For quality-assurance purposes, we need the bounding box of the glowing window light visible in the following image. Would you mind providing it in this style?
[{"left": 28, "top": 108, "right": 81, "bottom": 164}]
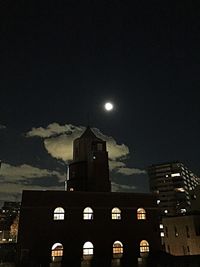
[
  {"left": 53, "top": 207, "right": 65, "bottom": 220},
  {"left": 171, "top": 173, "right": 181, "bottom": 177},
  {"left": 113, "top": 241, "right": 123, "bottom": 258},
  {"left": 83, "top": 207, "right": 93, "bottom": 220},
  {"left": 137, "top": 208, "right": 146, "bottom": 220},
  {"left": 112, "top": 207, "right": 121, "bottom": 220}
]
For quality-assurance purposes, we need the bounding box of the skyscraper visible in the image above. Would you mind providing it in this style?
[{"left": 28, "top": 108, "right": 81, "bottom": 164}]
[{"left": 148, "top": 162, "right": 199, "bottom": 216}]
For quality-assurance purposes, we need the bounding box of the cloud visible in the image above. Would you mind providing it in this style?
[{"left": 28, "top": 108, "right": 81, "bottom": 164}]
[
  {"left": 111, "top": 182, "right": 137, "bottom": 192},
  {"left": 0, "top": 163, "right": 65, "bottom": 183},
  {"left": 0, "top": 124, "right": 6, "bottom": 130},
  {"left": 117, "top": 167, "right": 146, "bottom": 175},
  {"left": 0, "top": 162, "right": 66, "bottom": 203},
  {"left": 26, "top": 123, "right": 145, "bottom": 176}
]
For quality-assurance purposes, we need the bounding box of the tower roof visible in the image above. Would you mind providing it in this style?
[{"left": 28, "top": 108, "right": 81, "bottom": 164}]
[{"left": 80, "top": 126, "right": 102, "bottom": 141}]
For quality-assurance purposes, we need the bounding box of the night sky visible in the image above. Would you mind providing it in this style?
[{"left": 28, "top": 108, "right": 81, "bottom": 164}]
[{"left": 0, "top": 1, "right": 200, "bottom": 203}]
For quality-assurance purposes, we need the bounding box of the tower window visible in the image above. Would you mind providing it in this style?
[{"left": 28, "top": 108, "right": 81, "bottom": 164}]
[
  {"left": 83, "top": 241, "right": 94, "bottom": 260},
  {"left": 140, "top": 240, "right": 149, "bottom": 257},
  {"left": 112, "top": 207, "right": 121, "bottom": 220},
  {"left": 113, "top": 241, "right": 123, "bottom": 258},
  {"left": 53, "top": 207, "right": 65, "bottom": 220},
  {"left": 137, "top": 208, "right": 146, "bottom": 220},
  {"left": 97, "top": 143, "right": 103, "bottom": 151},
  {"left": 83, "top": 207, "right": 93, "bottom": 220},
  {"left": 51, "top": 243, "right": 63, "bottom": 262}
]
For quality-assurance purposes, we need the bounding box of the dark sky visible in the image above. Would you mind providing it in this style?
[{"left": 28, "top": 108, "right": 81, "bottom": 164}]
[{"left": 0, "top": 1, "right": 200, "bottom": 203}]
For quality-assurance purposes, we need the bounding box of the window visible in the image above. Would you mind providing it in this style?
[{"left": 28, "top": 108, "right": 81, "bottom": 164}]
[
  {"left": 140, "top": 240, "right": 149, "bottom": 257},
  {"left": 165, "top": 226, "right": 168, "bottom": 238},
  {"left": 113, "top": 241, "right": 123, "bottom": 258},
  {"left": 186, "top": 226, "right": 190, "bottom": 238},
  {"left": 112, "top": 207, "right": 121, "bottom": 220},
  {"left": 83, "top": 242, "right": 94, "bottom": 260},
  {"left": 174, "top": 226, "right": 178, "bottom": 237},
  {"left": 137, "top": 208, "right": 146, "bottom": 220},
  {"left": 83, "top": 207, "right": 93, "bottom": 220},
  {"left": 97, "top": 143, "right": 103, "bottom": 151},
  {"left": 53, "top": 207, "right": 65, "bottom": 220},
  {"left": 51, "top": 243, "right": 63, "bottom": 262}
]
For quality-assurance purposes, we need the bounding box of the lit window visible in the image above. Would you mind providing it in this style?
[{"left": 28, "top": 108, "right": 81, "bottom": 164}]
[
  {"left": 175, "top": 188, "right": 185, "bottom": 192},
  {"left": 112, "top": 207, "right": 121, "bottom": 220},
  {"left": 157, "top": 199, "right": 160, "bottom": 205},
  {"left": 83, "top": 242, "right": 94, "bottom": 260},
  {"left": 171, "top": 173, "right": 181, "bottom": 177},
  {"left": 137, "top": 208, "right": 146, "bottom": 220},
  {"left": 160, "top": 232, "right": 165, "bottom": 237},
  {"left": 51, "top": 243, "right": 63, "bottom": 262},
  {"left": 159, "top": 224, "right": 164, "bottom": 229},
  {"left": 113, "top": 241, "right": 123, "bottom": 258},
  {"left": 70, "top": 188, "right": 74, "bottom": 191},
  {"left": 140, "top": 240, "right": 149, "bottom": 257},
  {"left": 83, "top": 207, "right": 93, "bottom": 220},
  {"left": 53, "top": 207, "right": 65, "bottom": 220},
  {"left": 164, "top": 209, "right": 168, "bottom": 214}
]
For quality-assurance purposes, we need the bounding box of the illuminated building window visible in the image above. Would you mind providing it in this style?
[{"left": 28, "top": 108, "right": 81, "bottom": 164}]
[
  {"left": 53, "top": 207, "right": 65, "bottom": 220},
  {"left": 164, "top": 209, "right": 168, "bottom": 214},
  {"left": 112, "top": 207, "right": 121, "bottom": 220},
  {"left": 160, "top": 232, "right": 165, "bottom": 237},
  {"left": 69, "top": 188, "right": 74, "bottom": 191},
  {"left": 137, "top": 208, "right": 146, "bottom": 220},
  {"left": 51, "top": 243, "right": 63, "bottom": 262},
  {"left": 174, "top": 226, "right": 178, "bottom": 237},
  {"left": 157, "top": 199, "right": 160, "bottom": 205},
  {"left": 83, "top": 207, "right": 93, "bottom": 220},
  {"left": 159, "top": 224, "right": 164, "bottom": 229},
  {"left": 113, "top": 241, "right": 123, "bottom": 258},
  {"left": 171, "top": 173, "right": 181, "bottom": 177},
  {"left": 83, "top": 241, "right": 94, "bottom": 260},
  {"left": 140, "top": 240, "right": 149, "bottom": 257}
]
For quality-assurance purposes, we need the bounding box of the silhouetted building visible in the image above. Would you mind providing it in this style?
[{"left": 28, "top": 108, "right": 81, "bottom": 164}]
[
  {"left": 17, "top": 127, "right": 161, "bottom": 267},
  {"left": 148, "top": 162, "right": 199, "bottom": 216}
]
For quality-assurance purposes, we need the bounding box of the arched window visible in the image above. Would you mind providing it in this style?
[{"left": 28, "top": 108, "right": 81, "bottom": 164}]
[
  {"left": 83, "top": 207, "right": 93, "bottom": 220},
  {"left": 51, "top": 243, "right": 63, "bottom": 262},
  {"left": 140, "top": 240, "right": 149, "bottom": 257},
  {"left": 113, "top": 241, "right": 123, "bottom": 258},
  {"left": 112, "top": 207, "right": 121, "bottom": 220},
  {"left": 137, "top": 208, "right": 146, "bottom": 220},
  {"left": 83, "top": 241, "right": 94, "bottom": 260},
  {"left": 54, "top": 207, "right": 65, "bottom": 220}
]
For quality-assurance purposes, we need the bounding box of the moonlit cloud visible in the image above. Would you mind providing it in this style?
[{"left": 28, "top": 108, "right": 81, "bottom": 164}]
[
  {"left": 26, "top": 123, "right": 145, "bottom": 176},
  {"left": 0, "top": 162, "right": 65, "bottom": 202},
  {"left": 0, "top": 163, "right": 65, "bottom": 182},
  {"left": 117, "top": 167, "right": 146, "bottom": 175},
  {"left": 111, "top": 182, "right": 137, "bottom": 192}
]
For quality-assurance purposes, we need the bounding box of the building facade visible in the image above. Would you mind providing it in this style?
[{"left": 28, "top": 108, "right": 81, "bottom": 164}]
[
  {"left": 17, "top": 127, "right": 161, "bottom": 267},
  {"left": 148, "top": 162, "right": 199, "bottom": 216},
  {"left": 162, "top": 214, "right": 200, "bottom": 256}
]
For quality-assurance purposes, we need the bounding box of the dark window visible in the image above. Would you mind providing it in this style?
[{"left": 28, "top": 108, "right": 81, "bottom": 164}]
[{"left": 186, "top": 226, "right": 190, "bottom": 238}]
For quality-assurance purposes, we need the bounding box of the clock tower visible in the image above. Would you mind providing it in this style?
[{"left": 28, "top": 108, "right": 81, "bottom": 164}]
[{"left": 68, "top": 126, "right": 111, "bottom": 192}]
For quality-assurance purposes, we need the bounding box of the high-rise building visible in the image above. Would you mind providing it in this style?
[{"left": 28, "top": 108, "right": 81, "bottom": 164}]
[
  {"left": 17, "top": 127, "right": 161, "bottom": 267},
  {"left": 148, "top": 162, "right": 199, "bottom": 216}
]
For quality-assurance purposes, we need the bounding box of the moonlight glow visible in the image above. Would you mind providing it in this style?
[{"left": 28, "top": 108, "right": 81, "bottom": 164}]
[{"left": 104, "top": 102, "right": 114, "bottom": 111}]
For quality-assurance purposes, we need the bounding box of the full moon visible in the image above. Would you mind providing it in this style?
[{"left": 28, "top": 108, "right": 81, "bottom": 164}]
[{"left": 104, "top": 102, "right": 114, "bottom": 111}]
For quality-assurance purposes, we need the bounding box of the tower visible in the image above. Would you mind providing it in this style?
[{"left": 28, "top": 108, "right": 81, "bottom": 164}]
[{"left": 68, "top": 126, "right": 111, "bottom": 192}]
